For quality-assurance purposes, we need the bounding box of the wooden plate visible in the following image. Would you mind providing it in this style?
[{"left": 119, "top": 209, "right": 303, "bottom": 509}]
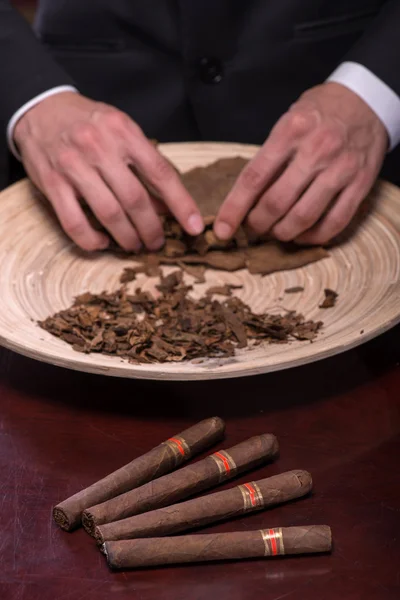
[{"left": 0, "top": 142, "right": 399, "bottom": 380}]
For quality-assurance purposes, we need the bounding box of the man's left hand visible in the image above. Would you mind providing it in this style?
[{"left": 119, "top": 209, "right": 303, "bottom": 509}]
[{"left": 214, "top": 82, "right": 388, "bottom": 245}]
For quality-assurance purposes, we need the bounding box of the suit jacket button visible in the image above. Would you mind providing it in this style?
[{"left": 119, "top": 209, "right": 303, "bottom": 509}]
[{"left": 198, "top": 57, "right": 223, "bottom": 84}]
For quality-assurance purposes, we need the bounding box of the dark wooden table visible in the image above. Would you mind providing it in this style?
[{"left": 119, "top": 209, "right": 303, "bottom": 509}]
[{"left": 1, "top": 326, "right": 399, "bottom": 600}]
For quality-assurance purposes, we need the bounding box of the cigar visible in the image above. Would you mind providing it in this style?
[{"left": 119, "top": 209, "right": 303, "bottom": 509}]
[
  {"left": 83, "top": 434, "right": 278, "bottom": 535},
  {"left": 95, "top": 469, "right": 311, "bottom": 546},
  {"left": 103, "top": 525, "right": 332, "bottom": 569},
  {"left": 53, "top": 416, "right": 225, "bottom": 531}
]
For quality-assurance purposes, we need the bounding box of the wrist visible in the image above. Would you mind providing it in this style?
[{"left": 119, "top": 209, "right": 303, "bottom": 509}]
[{"left": 11, "top": 88, "right": 79, "bottom": 155}]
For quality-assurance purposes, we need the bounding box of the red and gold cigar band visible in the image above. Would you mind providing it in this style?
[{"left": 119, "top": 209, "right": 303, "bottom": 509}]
[
  {"left": 260, "top": 528, "right": 285, "bottom": 556},
  {"left": 238, "top": 482, "right": 264, "bottom": 512},
  {"left": 209, "top": 450, "right": 237, "bottom": 481},
  {"left": 163, "top": 436, "right": 191, "bottom": 465}
]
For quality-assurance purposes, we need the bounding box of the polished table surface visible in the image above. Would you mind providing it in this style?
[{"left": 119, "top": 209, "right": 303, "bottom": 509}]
[{"left": 0, "top": 325, "right": 399, "bottom": 600}]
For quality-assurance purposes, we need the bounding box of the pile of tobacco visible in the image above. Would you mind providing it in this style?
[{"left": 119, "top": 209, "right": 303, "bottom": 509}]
[{"left": 40, "top": 270, "right": 323, "bottom": 364}]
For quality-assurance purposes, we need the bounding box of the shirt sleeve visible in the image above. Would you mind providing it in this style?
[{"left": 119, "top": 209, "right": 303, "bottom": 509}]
[
  {"left": 327, "top": 61, "right": 400, "bottom": 151},
  {"left": 7, "top": 86, "right": 79, "bottom": 159}
]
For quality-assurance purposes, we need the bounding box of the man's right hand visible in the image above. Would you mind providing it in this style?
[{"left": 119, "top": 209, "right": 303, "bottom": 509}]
[{"left": 14, "top": 92, "right": 204, "bottom": 252}]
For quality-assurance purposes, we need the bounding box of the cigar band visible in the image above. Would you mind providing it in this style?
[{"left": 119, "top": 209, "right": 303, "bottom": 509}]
[
  {"left": 260, "top": 528, "right": 285, "bottom": 556},
  {"left": 163, "top": 436, "right": 191, "bottom": 465},
  {"left": 238, "top": 482, "right": 264, "bottom": 512},
  {"left": 210, "top": 450, "right": 237, "bottom": 481}
]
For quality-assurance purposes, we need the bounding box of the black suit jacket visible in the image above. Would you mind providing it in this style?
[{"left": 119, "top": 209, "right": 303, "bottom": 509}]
[{"left": 1, "top": 0, "right": 400, "bottom": 188}]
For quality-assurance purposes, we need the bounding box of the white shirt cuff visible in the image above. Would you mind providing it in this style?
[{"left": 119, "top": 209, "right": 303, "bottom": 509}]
[
  {"left": 7, "top": 85, "right": 79, "bottom": 160},
  {"left": 327, "top": 61, "right": 400, "bottom": 151}
]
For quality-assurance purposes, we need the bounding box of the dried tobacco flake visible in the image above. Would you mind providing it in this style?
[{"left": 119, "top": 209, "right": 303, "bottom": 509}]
[
  {"left": 205, "top": 284, "right": 243, "bottom": 297},
  {"left": 319, "top": 288, "right": 338, "bottom": 309},
  {"left": 39, "top": 270, "right": 323, "bottom": 364},
  {"left": 284, "top": 286, "right": 304, "bottom": 294}
]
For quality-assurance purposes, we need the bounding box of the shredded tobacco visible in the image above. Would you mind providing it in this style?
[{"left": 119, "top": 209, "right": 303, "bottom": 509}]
[{"left": 39, "top": 270, "right": 323, "bottom": 364}]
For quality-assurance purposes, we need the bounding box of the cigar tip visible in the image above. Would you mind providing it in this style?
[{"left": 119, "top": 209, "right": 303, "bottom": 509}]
[
  {"left": 293, "top": 470, "right": 313, "bottom": 491},
  {"left": 53, "top": 507, "right": 71, "bottom": 531},
  {"left": 102, "top": 542, "right": 119, "bottom": 570},
  {"left": 82, "top": 510, "right": 96, "bottom": 536},
  {"left": 210, "top": 416, "right": 226, "bottom": 433},
  {"left": 102, "top": 543, "right": 109, "bottom": 559},
  {"left": 259, "top": 433, "right": 279, "bottom": 457},
  {"left": 317, "top": 525, "right": 333, "bottom": 552},
  {"left": 94, "top": 526, "right": 105, "bottom": 547}
]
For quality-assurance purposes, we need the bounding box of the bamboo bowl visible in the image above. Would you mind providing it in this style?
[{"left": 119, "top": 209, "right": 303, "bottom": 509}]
[{"left": 0, "top": 142, "right": 399, "bottom": 380}]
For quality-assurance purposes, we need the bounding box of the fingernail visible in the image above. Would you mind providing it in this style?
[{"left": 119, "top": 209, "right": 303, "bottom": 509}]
[
  {"left": 188, "top": 213, "right": 204, "bottom": 235},
  {"left": 148, "top": 236, "right": 165, "bottom": 251},
  {"left": 214, "top": 221, "right": 232, "bottom": 240},
  {"left": 98, "top": 238, "right": 110, "bottom": 250}
]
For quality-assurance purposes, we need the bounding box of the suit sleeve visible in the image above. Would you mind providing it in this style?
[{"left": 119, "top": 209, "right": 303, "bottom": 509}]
[
  {"left": 0, "top": 1, "right": 75, "bottom": 128},
  {"left": 344, "top": 0, "right": 400, "bottom": 97}
]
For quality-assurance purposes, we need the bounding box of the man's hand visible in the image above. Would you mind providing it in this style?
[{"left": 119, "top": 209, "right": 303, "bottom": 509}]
[
  {"left": 14, "top": 92, "right": 204, "bottom": 252},
  {"left": 214, "top": 82, "right": 388, "bottom": 245}
]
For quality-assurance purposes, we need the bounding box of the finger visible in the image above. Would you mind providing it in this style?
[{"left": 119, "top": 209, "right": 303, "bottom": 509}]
[
  {"left": 101, "top": 162, "right": 165, "bottom": 251},
  {"left": 245, "top": 157, "right": 316, "bottom": 236},
  {"left": 272, "top": 152, "right": 360, "bottom": 241},
  {"left": 213, "top": 110, "right": 314, "bottom": 240},
  {"left": 21, "top": 154, "right": 109, "bottom": 252},
  {"left": 295, "top": 170, "right": 374, "bottom": 245},
  {"left": 58, "top": 150, "right": 141, "bottom": 252},
  {"left": 213, "top": 147, "right": 290, "bottom": 240},
  {"left": 44, "top": 175, "right": 110, "bottom": 251},
  {"left": 126, "top": 130, "right": 204, "bottom": 236}
]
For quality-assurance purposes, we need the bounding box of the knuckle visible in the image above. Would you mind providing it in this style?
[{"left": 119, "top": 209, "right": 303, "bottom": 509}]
[
  {"left": 263, "top": 193, "right": 285, "bottom": 218},
  {"left": 291, "top": 206, "right": 314, "bottom": 229},
  {"left": 100, "top": 109, "right": 127, "bottom": 131},
  {"left": 63, "top": 217, "right": 86, "bottom": 238},
  {"left": 97, "top": 204, "right": 124, "bottom": 225},
  {"left": 341, "top": 151, "right": 360, "bottom": 174},
  {"left": 56, "top": 149, "right": 79, "bottom": 171},
  {"left": 123, "top": 191, "right": 147, "bottom": 212},
  {"left": 355, "top": 168, "right": 372, "bottom": 192},
  {"left": 71, "top": 123, "right": 98, "bottom": 149},
  {"left": 286, "top": 111, "right": 312, "bottom": 136},
  {"left": 318, "top": 176, "right": 340, "bottom": 195},
  {"left": 151, "top": 155, "right": 174, "bottom": 182},
  {"left": 241, "top": 165, "right": 264, "bottom": 191},
  {"left": 304, "top": 129, "right": 344, "bottom": 164},
  {"left": 319, "top": 126, "right": 344, "bottom": 154},
  {"left": 42, "top": 170, "right": 61, "bottom": 191}
]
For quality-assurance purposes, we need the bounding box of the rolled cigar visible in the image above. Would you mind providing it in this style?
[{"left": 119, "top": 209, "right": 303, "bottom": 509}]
[
  {"left": 103, "top": 525, "right": 332, "bottom": 569},
  {"left": 83, "top": 433, "right": 278, "bottom": 535},
  {"left": 95, "top": 469, "right": 311, "bottom": 546},
  {"left": 53, "top": 416, "right": 225, "bottom": 531}
]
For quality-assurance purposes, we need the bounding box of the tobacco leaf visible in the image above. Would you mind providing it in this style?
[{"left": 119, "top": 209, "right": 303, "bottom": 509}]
[
  {"left": 245, "top": 243, "right": 328, "bottom": 276},
  {"left": 77, "top": 156, "right": 328, "bottom": 277},
  {"left": 40, "top": 269, "right": 324, "bottom": 364}
]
